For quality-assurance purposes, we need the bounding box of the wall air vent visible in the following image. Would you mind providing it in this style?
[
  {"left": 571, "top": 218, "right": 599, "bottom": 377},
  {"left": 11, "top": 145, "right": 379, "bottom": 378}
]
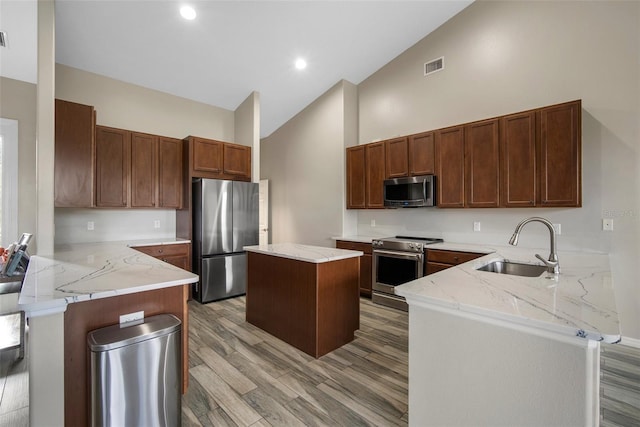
[
  {"left": 0, "top": 31, "right": 7, "bottom": 48},
  {"left": 424, "top": 56, "right": 444, "bottom": 76}
]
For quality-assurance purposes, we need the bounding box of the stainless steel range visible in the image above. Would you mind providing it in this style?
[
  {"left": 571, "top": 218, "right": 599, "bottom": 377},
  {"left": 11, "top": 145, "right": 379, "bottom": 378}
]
[{"left": 372, "top": 236, "right": 443, "bottom": 311}]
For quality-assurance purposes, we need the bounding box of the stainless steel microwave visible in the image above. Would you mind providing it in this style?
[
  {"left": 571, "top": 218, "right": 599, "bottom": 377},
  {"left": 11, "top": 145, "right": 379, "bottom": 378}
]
[{"left": 383, "top": 175, "right": 436, "bottom": 207}]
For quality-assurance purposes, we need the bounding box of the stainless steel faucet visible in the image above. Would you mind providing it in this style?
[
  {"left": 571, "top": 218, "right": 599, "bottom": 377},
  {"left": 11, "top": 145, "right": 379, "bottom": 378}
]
[{"left": 509, "top": 217, "right": 560, "bottom": 275}]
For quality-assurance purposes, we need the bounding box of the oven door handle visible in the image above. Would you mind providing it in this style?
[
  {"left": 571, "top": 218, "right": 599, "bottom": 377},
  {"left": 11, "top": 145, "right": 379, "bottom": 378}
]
[{"left": 373, "top": 250, "right": 423, "bottom": 261}]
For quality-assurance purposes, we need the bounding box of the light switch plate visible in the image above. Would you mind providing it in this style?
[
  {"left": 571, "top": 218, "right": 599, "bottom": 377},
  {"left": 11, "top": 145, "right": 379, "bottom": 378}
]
[
  {"left": 87, "top": 221, "right": 94, "bottom": 231},
  {"left": 473, "top": 221, "right": 481, "bottom": 232},
  {"left": 371, "top": 219, "right": 376, "bottom": 227},
  {"left": 603, "top": 218, "right": 614, "bottom": 231},
  {"left": 154, "top": 220, "right": 161, "bottom": 229}
]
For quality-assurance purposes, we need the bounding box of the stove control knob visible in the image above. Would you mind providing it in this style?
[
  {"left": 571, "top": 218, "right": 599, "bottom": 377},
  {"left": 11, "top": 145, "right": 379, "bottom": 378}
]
[{"left": 408, "top": 243, "right": 414, "bottom": 249}]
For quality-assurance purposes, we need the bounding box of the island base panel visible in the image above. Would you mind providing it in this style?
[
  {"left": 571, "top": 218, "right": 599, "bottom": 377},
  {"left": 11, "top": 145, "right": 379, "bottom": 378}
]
[
  {"left": 63, "top": 284, "right": 189, "bottom": 427},
  {"left": 408, "top": 306, "right": 598, "bottom": 426},
  {"left": 246, "top": 252, "right": 359, "bottom": 358}
]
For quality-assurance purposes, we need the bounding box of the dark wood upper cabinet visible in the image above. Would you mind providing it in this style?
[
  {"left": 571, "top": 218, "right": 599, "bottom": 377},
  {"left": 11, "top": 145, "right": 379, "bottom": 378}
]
[
  {"left": 500, "top": 111, "right": 536, "bottom": 207},
  {"left": 385, "top": 137, "right": 409, "bottom": 179},
  {"left": 344, "top": 100, "right": 581, "bottom": 210},
  {"left": 435, "top": 126, "right": 465, "bottom": 208},
  {"left": 365, "top": 141, "right": 386, "bottom": 208},
  {"left": 465, "top": 119, "right": 500, "bottom": 208},
  {"left": 223, "top": 142, "right": 251, "bottom": 179},
  {"left": 346, "top": 146, "right": 366, "bottom": 209},
  {"left": 186, "top": 136, "right": 251, "bottom": 182},
  {"left": 192, "top": 137, "right": 223, "bottom": 177},
  {"left": 54, "top": 99, "right": 96, "bottom": 208},
  {"left": 538, "top": 100, "right": 581, "bottom": 207},
  {"left": 158, "top": 137, "right": 183, "bottom": 209},
  {"left": 95, "top": 126, "right": 130, "bottom": 208},
  {"left": 130, "top": 132, "right": 157, "bottom": 208},
  {"left": 408, "top": 131, "right": 435, "bottom": 176}
]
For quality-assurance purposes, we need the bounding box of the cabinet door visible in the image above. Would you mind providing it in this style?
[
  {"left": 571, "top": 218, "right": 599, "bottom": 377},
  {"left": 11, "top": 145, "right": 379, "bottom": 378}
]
[
  {"left": 223, "top": 142, "right": 251, "bottom": 180},
  {"left": 385, "top": 137, "right": 409, "bottom": 179},
  {"left": 465, "top": 119, "right": 500, "bottom": 208},
  {"left": 365, "top": 142, "right": 386, "bottom": 208},
  {"left": 408, "top": 131, "right": 435, "bottom": 176},
  {"left": 95, "top": 126, "right": 130, "bottom": 207},
  {"left": 435, "top": 126, "right": 464, "bottom": 208},
  {"left": 130, "top": 132, "right": 157, "bottom": 208},
  {"left": 54, "top": 99, "right": 95, "bottom": 207},
  {"left": 192, "top": 137, "right": 223, "bottom": 177},
  {"left": 500, "top": 112, "right": 536, "bottom": 207},
  {"left": 346, "top": 146, "right": 366, "bottom": 209},
  {"left": 158, "top": 137, "right": 183, "bottom": 208},
  {"left": 538, "top": 101, "right": 581, "bottom": 207}
]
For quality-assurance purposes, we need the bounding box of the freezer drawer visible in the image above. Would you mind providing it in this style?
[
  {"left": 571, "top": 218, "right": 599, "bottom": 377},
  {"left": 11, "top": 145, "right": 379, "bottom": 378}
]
[{"left": 198, "top": 253, "right": 247, "bottom": 303}]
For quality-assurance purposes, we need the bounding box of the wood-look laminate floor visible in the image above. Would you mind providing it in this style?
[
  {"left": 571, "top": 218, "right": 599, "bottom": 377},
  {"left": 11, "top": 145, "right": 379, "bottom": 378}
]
[{"left": 182, "top": 296, "right": 409, "bottom": 427}]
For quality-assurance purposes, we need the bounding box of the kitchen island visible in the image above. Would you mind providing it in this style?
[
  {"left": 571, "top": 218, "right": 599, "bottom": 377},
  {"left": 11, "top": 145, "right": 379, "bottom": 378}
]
[
  {"left": 395, "top": 243, "right": 619, "bottom": 426},
  {"left": 244, "top": 243, "right": 362, "bottom": 358},
  {"left": 18, "top": 240, "right": 198, "bottom": 427}
]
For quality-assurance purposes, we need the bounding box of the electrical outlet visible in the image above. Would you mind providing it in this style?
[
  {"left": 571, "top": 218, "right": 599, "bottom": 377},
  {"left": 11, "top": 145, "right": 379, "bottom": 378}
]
[
  {"left": 371, "top": 219, "right": 376, "bottom": 227},
  {"left": 87, "top": 221, "right": 94, "bottom": 231},
  {"left": 603, "top": 218, "right": 614, "bottom": 231},
  {"left": 553, "top": 223, "right": 561, "bottom": 235},
  {"left": 154, "top": 220, "right": 161, "bottom": 229},
  {"left": 120, "top": 311, "right": 144, "bottom": 324},
  {"left": 473, "top": 221, "right": 481, "bottom": 232}
]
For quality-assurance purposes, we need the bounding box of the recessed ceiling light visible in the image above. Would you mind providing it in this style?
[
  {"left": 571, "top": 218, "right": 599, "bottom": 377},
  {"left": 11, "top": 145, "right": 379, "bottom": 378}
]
[
  {"left": 295, "top": 58, "right": 307, "bottom": 70},
  {"left": 180, "top": 5, "right": 196, "bottom": 20}
]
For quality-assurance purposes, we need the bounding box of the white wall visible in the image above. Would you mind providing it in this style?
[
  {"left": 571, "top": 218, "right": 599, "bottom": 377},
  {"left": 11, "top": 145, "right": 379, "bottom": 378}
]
[
  {"left": 234, "top": 91, "right": 261, "bottom": 183},
  {"left": 54, "top": 64, "right": 237, "bottom": 244},
  {"left": 356, "top": 1, "right": 640, "bottom": 339},
  {"left": 261, "top": 80, "right": 357, "bottom": 247},
  {"left": 0, "top": 77, "right": 37, "bottom": 252}
]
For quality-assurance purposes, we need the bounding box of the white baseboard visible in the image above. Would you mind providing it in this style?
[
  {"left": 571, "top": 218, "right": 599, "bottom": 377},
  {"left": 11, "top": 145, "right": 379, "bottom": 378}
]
[{"left": 621, "top": 336, "right": 640, "bottom": 349}]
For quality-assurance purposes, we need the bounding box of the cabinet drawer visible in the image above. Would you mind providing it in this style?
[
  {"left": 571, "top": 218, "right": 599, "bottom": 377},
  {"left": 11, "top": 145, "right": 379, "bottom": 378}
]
[
  {"left": 336, "top": 240, "right": 372, "bottom": 254},
  {"left": 426, "top": 262, "right": 452, "bottom": 275},
  {"left": 427, "top": 249, "right": 483, "bottom": 265},
  {"left": 135, "top": 243, "right": 189, "bottom": 258}
]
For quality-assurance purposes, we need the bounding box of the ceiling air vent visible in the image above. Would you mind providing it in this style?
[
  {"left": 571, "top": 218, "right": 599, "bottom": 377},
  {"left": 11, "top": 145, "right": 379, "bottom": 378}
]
[
  {"left": 0, "top": 31, "right": 7, "bottom": 48},
  {"left": 424, "top": 56, "right": 444, "bottom": 76}
]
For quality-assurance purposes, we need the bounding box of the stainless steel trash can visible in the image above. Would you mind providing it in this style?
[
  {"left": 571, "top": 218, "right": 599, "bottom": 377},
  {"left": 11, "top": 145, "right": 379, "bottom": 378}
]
[{"left": 88, "top": 314, "right": 182, "bottom": 427}]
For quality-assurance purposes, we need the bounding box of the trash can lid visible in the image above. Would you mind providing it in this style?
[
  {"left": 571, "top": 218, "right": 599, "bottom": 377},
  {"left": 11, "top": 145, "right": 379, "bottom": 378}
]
[{"left": 87, "top": 314, "right": 181, "bottom": 352}]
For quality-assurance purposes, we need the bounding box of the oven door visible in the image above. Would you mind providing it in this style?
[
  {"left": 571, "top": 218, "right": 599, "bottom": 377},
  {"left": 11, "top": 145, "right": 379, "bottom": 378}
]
[{"left": 372, "top": 249, "right": 424, "bottom": 310}]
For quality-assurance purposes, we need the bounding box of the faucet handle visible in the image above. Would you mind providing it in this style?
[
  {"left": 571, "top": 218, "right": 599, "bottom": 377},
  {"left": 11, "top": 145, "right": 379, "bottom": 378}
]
[{"left": 535, "top": 254, "right": 560, "bottom": 275}]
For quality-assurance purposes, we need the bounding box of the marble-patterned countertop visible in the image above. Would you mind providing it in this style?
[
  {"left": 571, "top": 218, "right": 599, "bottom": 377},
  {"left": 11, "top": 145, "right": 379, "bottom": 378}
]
[
  {"left": 244, "top": 243, "right": 363, "bottom": 263},
  {"left": 395, "top": 244, "right": 620, "bottom": 343},
  {"left": 18, "top": 241, "right": 198, "bottom": 318},
  {"left": 332, "top": 235, "right": 381, "bottom": 244},
  {"left": 127, "top": 238, "right": 191, "bottom": 247}
]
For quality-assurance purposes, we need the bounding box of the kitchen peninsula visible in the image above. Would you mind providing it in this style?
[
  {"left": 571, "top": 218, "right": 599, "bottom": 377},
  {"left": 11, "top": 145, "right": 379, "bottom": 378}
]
[
  {"left": 394, "top": 243, "right": 619, "bottom": 426},
  {"left": 244, "top": 243, "right": 362, "bottom": 358},
  {"left": 18, "top": 241, "right": 198, "bottom": 427}
]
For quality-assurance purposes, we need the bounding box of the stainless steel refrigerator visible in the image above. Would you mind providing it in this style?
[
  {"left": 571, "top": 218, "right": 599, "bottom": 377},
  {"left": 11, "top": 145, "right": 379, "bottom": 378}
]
[{"left": 192, "top": 178, "right": 258, "bottom": 303}]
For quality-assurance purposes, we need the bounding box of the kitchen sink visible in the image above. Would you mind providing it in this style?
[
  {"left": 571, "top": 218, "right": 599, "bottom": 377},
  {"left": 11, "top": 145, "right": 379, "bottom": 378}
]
[{"left": 476, "top": 260, "right": 547, "bottom": 277}]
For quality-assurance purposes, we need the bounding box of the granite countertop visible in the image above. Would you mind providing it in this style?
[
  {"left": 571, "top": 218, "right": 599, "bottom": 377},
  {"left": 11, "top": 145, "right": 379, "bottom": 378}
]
[
  {"left": 18, "top": 241, "right": 198, "bottom": 318},
  {"left": 244, "top": 243, "right": 363, "bottom": 263},
  {"left": 395, "top": 244, "right": 620, "bottom": 343}
]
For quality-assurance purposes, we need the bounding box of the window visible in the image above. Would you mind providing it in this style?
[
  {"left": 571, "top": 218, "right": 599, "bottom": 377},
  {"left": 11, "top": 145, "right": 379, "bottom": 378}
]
[{"left": 0, "top": 118, "right": 18, "bottom": 247}]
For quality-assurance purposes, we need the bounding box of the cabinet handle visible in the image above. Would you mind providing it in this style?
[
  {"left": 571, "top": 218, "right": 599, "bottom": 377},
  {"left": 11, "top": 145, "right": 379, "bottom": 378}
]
[{"left": 158, "top": 249, "right": 163, "bottom": 253}]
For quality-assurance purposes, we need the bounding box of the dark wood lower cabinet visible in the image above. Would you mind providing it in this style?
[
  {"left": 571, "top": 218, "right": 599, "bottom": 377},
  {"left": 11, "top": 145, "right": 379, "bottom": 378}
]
[
  {"left": 246, "top": 252, "right": 360, "bottom": 358},
  {"left": 426, "top": 249, "right": 484, "bottom": 275},
  {"left": 134, "top": 243, "right": 191, "bottom": 271},
  {"left": 336, "top": 240, "right": 372, "bottom": 297},
  {"left": 63, "top": 285, "right": 189, "bottom": 427}
]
